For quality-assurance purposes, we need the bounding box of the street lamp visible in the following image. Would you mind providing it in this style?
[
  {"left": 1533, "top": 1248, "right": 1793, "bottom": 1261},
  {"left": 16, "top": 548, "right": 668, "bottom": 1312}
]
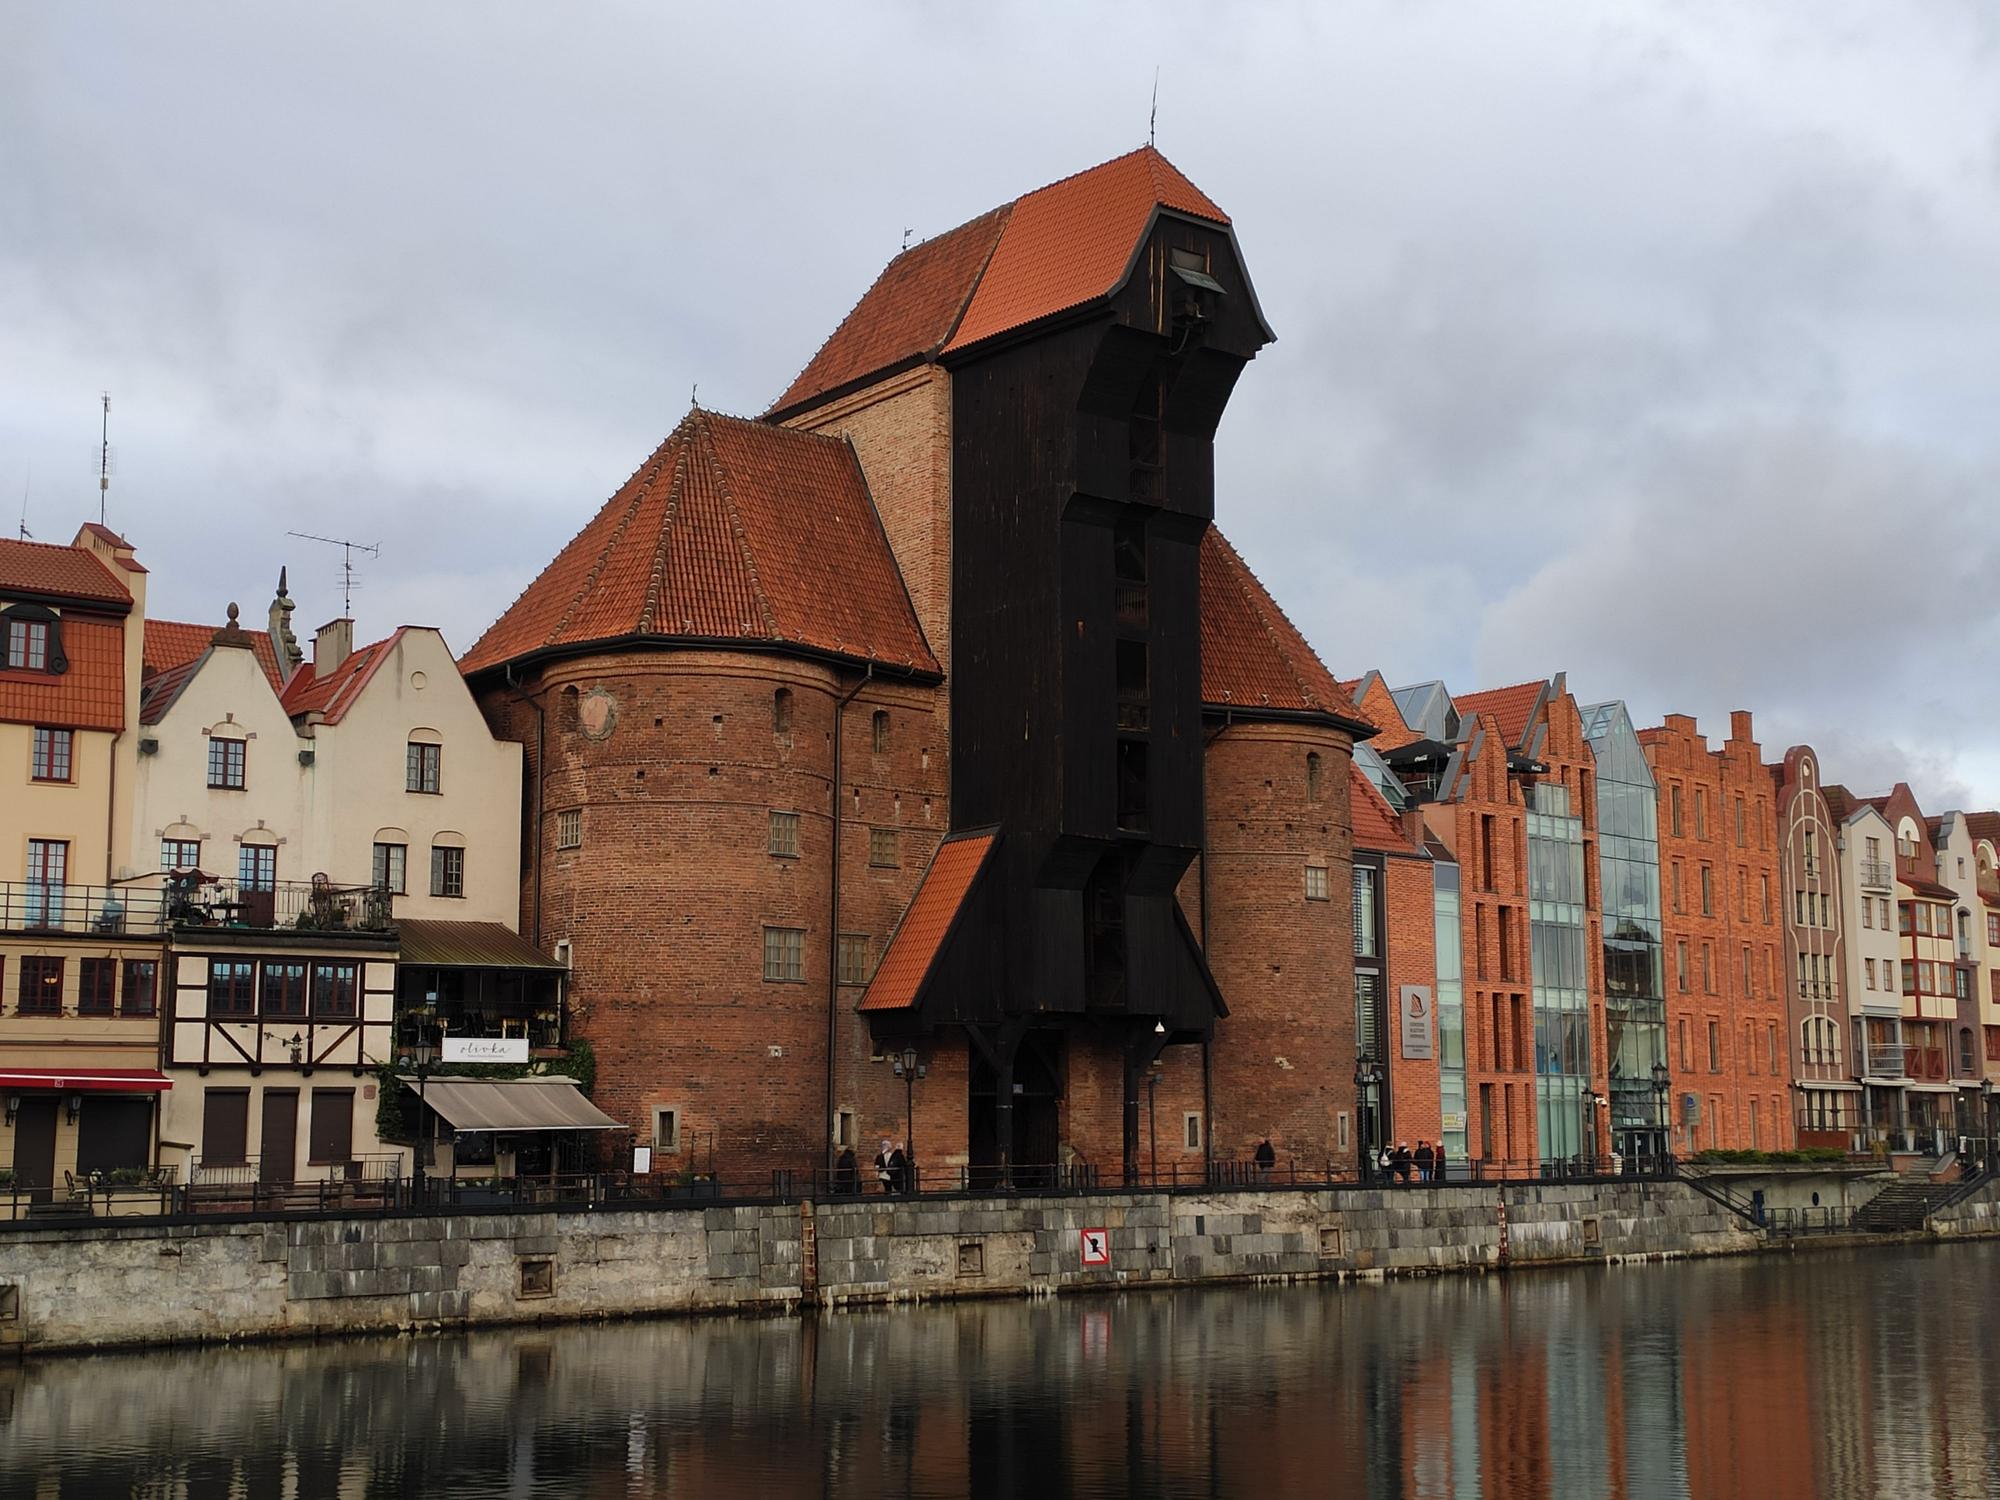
[
  {"left": 1582, "top": 1088, "right": 1604, "bottom": 1174},
  {"left": 1353, "top": 1055, "right": 1384, "bottom": 1180},
  {"left": 891, "top": 1046, "right": 926, "bottom": 1192},
  {"left": 397, "top": 1001, "right": 440, "bottom": 1198},
  {"left": 1650, "top": 1061, "right": 1672, "bottom": 1166}
]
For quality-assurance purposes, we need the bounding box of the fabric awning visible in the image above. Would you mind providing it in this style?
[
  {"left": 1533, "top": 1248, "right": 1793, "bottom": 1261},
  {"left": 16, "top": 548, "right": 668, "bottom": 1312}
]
[
  {"left": 0, "top": 1068, "right": 172, "bottom": 1093},
  {"left": 397, "top": 1076, "right": 619, "bottom": 1132}
]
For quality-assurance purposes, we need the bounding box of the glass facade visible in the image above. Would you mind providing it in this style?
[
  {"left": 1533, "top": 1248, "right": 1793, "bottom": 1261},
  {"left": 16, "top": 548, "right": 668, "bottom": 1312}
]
[
  {"left": 1581, "top": 701, "right": 1669, "bottom": 1157},
  {"left": 1528, "top": 780, "right": 1591, "bottom": 1158},
  {"left": 1435, "top": 862, "right": 1466, "bottom": 1158}
]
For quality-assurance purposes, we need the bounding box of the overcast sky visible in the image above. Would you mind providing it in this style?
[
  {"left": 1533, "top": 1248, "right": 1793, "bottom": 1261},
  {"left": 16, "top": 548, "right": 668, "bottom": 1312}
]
[{"left": 6, "top": 3, "right": 1998, "bottom": 807}]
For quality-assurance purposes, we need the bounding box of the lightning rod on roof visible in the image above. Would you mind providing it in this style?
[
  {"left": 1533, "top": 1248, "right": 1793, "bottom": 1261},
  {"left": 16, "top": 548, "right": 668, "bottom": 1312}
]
[
  {"left": 902, "top": 227, "right": 913, "bottom": 251},
  {"left": 17, "top": 466, "right": 30, "bottom": 541},
  {"left": 1149, "top": 67, "right": 1159, "bottom": 147},
  {"left": 97, "top": 392, "right": 112, "bottom": 527},
  {"left": 286, "top": 531, "right": 381, "bottom": 617}
]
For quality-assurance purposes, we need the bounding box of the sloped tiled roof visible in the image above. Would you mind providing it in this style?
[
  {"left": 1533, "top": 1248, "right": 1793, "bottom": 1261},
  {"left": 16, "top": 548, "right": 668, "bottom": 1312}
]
[
  {"left": 1350, "top": 762, "right": 1416, "bottom": 855},
  {"left": 770, "top": 147, "right": 1230, "bottom": 416},
  {"left": 1453, "top": 679, "right": 1546, "bottom": 748},
  {"left": 858, "top": 832, "right": 997, "bottom": 1013},
  {"left": 144, "top": 618, "right": 285, "bottom": 689},
  {"left": 1963, "top": 811, "right": 2000, "bottom": 850},
  {"left": 1198, "top": 529, "right": 1368, "bottom": 728},
  {"left": 0, "top": 535, "right": 131, "bottom": 607},
  {"left": 282, "top": 630, "right": 404, "bottom": 724},
  {"left": 460, "top": 409, "right": 937, "bottom": 679},
  {"left": 0, "top": 614, "right": 127, "bottom": 731}
]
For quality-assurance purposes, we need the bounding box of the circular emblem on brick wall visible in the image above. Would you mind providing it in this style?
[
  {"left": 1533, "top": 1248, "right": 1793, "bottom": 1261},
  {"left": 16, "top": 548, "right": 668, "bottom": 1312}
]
[{"left": 578, "top": 688, "right": 618, "bottom": 741}]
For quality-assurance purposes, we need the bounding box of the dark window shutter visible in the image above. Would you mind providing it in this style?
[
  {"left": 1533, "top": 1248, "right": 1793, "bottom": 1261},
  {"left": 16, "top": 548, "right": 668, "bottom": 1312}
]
[
  {"left": 201, "top": 1090, "right": 250, "bottom": 1165},
  {"left": 309, "top": 1090, "right": 355, "bottom": 1165}
]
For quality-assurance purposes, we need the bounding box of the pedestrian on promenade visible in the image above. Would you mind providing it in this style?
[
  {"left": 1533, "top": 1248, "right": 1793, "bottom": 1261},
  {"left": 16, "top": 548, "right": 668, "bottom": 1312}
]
[
  {"left": 875, "top": 1139, "right": 896, "bottom": 1194},
  {"left": 834, "top": 1146, "right": 858, "bottom": 1196},
  {"left": 1253, "top": 1137, "right": 1276, "bottom": 1181},
  {"left": 1433, "top": 1140, "right": 1449, "bottom": 1184},
  {"left": 1378, "top": 1146, "right": 1393, "bottom": 1181},
  {"left": 1393, "top": 1143, "right": 1412, "bottom": 1183},
  {"left": 890, "top": 1140, "right": 912, "bottom": 1194},
  {"left": 1416, "top": 1140, "right": 1435, "bottom": 1183}
]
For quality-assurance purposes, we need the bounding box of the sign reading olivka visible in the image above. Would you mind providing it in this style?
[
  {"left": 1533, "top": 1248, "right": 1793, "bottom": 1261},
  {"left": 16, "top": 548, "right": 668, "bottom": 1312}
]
[
  {"left": 1400, "top": 986, "right": 1434, "bottom": 1061},
  {"left": 440, "top": 1037, "right": 530, "bottom": 1065}
]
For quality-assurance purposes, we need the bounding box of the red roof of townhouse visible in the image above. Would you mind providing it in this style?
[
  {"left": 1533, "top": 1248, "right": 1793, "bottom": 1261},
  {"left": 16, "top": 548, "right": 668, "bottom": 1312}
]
[
  {"left": 770, "top": 146, "right": 1230, "bottom": 416},
  {"left": 1350, "top": 763, "right": 1416, "bottom": 855},
  {"left": 143, "top": 618, "right": 286, "bottom": 689},
  {"left": 1198, "top": 528, "right": 1369, "bottom": 728},
  {"left": 1453, "top": 679, "right": 1546, "bottom": 748},
  {"left": 858, "top": 832, "right": 997, "bottom": 1013},
  {"left": 281, "top": 629, "right": 405, "bottom": 724},
  {"left": 461, "top": 409, "right": 937, "bottom": 680},
  {"left": 0, "top": 536, "right": 133, "bottom": 731},
  {"left": 0, "top": 535, "right": 131, "bottom": 608}
]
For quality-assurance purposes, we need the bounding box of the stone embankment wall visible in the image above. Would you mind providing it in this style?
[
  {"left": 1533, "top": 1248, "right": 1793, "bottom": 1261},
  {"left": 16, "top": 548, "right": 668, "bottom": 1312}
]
[
  {"left": 0, "top": 1180, "right": 1754, "bottom": 1355},
  {"left": 1931, "top": 1176, "right": 2000, "bottom": 1236}
]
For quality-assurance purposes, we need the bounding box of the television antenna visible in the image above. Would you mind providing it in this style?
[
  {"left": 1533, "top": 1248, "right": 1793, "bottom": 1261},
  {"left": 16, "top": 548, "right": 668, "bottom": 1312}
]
[
  {"left": 96, "top": 393, "right": 113, "bottom": 527},
  {"left": 286, "top": 531, "right": 381, "bottom": 616},
  {"left": 16, "top": 466, "right": 29, "bottom": 540}
]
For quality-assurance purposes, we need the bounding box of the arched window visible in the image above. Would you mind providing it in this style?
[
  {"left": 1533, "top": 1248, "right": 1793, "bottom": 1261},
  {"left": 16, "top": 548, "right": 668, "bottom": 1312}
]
[
  {"left": 871, "top": 709, "right": 889, "bottom": 754},
  {"left": 773, "top": 688, "right": 793, "bottom": 734},
  {"left": 1305, "top": 751, "right": 1322, "bottom": 803}
]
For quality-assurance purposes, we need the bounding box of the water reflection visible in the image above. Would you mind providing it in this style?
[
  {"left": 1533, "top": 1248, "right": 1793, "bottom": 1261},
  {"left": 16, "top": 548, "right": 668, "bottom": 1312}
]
[{"left": 4, "top": 1242, "right": 1999, "bottom": 1498}]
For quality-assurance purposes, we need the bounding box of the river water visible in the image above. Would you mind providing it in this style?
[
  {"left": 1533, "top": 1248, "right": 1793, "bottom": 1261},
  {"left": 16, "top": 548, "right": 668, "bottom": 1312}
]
[{"left": 4, "top": 1240, "right": 1997, "bottom": 1499}]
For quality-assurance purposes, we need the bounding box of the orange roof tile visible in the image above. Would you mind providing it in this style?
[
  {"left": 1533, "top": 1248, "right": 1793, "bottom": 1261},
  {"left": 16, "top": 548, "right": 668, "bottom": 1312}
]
[
  {"left": 770, "top": 147, "right": 1229, "bottom": 416},
  {"left": 858, "top": 832, "right": 997, "bottom": 1013},
  {"left": 1350, "top": 762, "right": 1416, "bottom": 854},
  {"left": 1964, "top": 811, "right": 2000, "bottom": 850},
  {"left": 281, "top": 630, "right": 403, "bottom": 724},
  {"left": 144, "top": 618, "right": 285, "bottom": 689},
  {"left": 1198, "top": 528, "right": 1368, "bottom": 726},
  {"left": 1452, "top": 679, "right": 1546, "bottom": 748},
  {"left": 0, "top": 614, "right": 127, "bottom": 731},
  {"left": 460, "top": 409, "right": 937, "bottom": 680},
  {"left": 0, "top": 536, "right": 131, "bottom": 607}
]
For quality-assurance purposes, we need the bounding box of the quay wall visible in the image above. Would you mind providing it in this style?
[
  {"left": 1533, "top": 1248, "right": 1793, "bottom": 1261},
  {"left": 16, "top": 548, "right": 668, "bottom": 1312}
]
[{"left": 0, "top": 1180, "right": 1755, "bottom": 1355}]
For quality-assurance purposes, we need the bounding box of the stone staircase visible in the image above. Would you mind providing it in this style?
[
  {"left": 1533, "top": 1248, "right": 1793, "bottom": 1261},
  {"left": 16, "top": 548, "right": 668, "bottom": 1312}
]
[{"left": 1851, "top": 1178, "right": 1965, "bottom": 1233}]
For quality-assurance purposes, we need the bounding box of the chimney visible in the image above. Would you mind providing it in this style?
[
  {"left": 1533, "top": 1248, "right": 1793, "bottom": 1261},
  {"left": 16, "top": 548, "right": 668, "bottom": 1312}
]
[
  {"left": 313, "top": 617, "right": 354, "bottom": 681},
  {"left": 1729, "top": 710, "right": 1753, "bottom": 744}
]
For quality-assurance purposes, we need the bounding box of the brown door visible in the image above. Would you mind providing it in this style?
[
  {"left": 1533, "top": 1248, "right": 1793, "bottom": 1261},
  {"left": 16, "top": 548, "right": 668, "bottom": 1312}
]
[
  {"left": 13, "top": 1097, "right": 59, "bottom": 1203},
  {"left": 200, "top": 1089, "right": 250, "bottom": 1175},
  {"left": 260, "top": 1091, "right": 298, "bottom": 1185},
  {"left": 307, "top": 1089, "right": 353, "bottom": 1174}
]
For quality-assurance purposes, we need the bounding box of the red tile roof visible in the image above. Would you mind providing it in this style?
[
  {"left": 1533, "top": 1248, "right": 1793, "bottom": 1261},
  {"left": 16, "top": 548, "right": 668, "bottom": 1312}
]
[
  {"left": 770, "top": 147, "right": 1229, "bottom": 416},
  {"left": 1452, "top": 679, "right": 1546, "bottom": 748},
  {"left": 1822, "top": 784, "right": 1859, "bottom": 823},
  {"left": 144, "top": 618, "right": 285, "bottom": 689},
  {"left": 0, "top": 536, "right": 131, "bottom": 607},
  {"left": 0, "top": 613, "right": 127, "bottom": 731},
  {"left": 1350, "top": 762, "right": 1415, "bottom": 854},
  {"left": 282, "top": 629, "right": 404, "bottom": 724},
  {"left": 858, "top": 831, "right": 997, "bottom": 1013},
  {"left": 1902, "top": 873, "right": 1958, "bottom": 901},
  {"left": 1964, "top": 811, "right": 2000, "bottom": 850},
  {"left": 460, "top": 409, "right": 937, "bottom": 679},
  {"left": 1198, "top": 528, "right": 1368, "bottom": 726}
]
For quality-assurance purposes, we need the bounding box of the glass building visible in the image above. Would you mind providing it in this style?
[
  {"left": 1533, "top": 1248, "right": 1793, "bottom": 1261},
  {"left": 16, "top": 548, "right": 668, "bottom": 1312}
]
[
  {"left": 1527, "top": 780, "right": 1591, "bottom": 1159},
  {"left": 1580, "top": 701, "right": 1669, "bottom": 1159},
  {"left": 1434, "top": 862, "right": 1466, "bottom": 1159}
]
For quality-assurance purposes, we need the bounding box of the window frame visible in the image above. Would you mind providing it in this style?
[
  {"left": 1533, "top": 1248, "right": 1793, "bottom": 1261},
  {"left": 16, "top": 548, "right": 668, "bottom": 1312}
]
[
  {"left": 18, "top": 954, "right": 63, "bottom": 1015},
  {"left": 207, "top": 736, "right": 247, "bottom": 790},
  {"left": 372, "top": 841, "right": 408, "bottom": 895},
  {"left": 5, "top": 615, "right": 52, "bottom": 672},
  {"left": 429, "top": 844, "right": 465, "bottom": 899},
  {"left": 405, "top": 741, "right": 442, "bottom": 795},
  {"left": 763, "top": 925, "right": 806, "bottom": 983},
  {"left": 836, "top": 932, "right": 870, "bottom": 986},
  {"left": 311, "top": 961, "right": 358, "bottom": 1020},
  {"left": 30, "top": 726, "right": 73, "bottom": 783},
  {"left": 208, "top": 959, "right": 256, "bottom": 1018},
  {"left": 261, "top": 959, "right": 309, "bottom": 1019},
  {"left": 1305, "top": 864, "right": 1331, "bottom": 902},
  {"left": 768, "top": 810, "right": 801, "bottom": 858},
  {"left": 77, "top": 956, "right": 116, "bottom": 1015},
  {"left": 162, "top": 837, "right": 202, "bottom": 871},
  {"left": 121, "top": 958, "right": 158, "bottom": 1017},
  {"left": 555, "top": 810, "right": 582, "bottom": 851},
  {"left": 868, "top": 826, "right": 899, "bottom": 868}
]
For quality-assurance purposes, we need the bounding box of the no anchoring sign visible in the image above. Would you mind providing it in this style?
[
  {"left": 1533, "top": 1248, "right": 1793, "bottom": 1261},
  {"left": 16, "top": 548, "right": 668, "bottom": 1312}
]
[{"left": 1080, "top": 1227, "right": 1111, "bottom": 1266}]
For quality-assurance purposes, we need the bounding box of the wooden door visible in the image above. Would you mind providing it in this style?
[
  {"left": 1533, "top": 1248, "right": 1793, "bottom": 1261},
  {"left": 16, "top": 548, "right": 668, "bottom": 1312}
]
[
  {"left": 13, "top": 1097, "right": 58, "bottom": 1202},
  {"left": 200, "top": 1089, "right": 250, "bottom": 1171},
  {"left": 260, "top": 1091, "right": 298, "bottom": 1185}
]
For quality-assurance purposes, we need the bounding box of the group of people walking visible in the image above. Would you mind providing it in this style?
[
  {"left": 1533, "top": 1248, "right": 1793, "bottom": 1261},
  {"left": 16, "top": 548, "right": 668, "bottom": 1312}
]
[
  {"left": 1375, "top": 1139, "right": 1446, "bottom": 1184},
  {"left": 831, "top": 1140, "right": 916, "bottom": 1195}
]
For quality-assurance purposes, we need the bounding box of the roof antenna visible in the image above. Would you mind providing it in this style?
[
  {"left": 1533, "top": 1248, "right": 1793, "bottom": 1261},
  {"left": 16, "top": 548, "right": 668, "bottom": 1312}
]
[
  {"left": 691, "top": 381, "right": 699, "bottom": 409},
  {"left": 17, "top": 466, "right": 30, "bottom": 540},
  {"left": 1149, "top": 66, "right": 1159, "bottom": 147},
  {"left": 902, "top": 227, "right": 913, "bottom": 251},
  {"left": 286, "top": 531, "right": 381, "bottom": 617},
  {"left": 96, "top": 392, "right": 112, "bottom": 527}
]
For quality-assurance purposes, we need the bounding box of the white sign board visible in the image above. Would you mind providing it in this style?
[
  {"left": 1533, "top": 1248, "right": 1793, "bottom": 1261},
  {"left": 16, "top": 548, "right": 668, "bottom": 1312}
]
[
  {"left": 1080, "top": 1227, "right": 1111, "bottom": 1266},
  {"left": 1400, "top": 986, "right": 1434, "bottom": 1061},
  {"left": 632, "top": 1146, "right": 652, "bottom": 1175},
  {"left": 440, "top": 1036, "right": 529, "bottom": 1064}
]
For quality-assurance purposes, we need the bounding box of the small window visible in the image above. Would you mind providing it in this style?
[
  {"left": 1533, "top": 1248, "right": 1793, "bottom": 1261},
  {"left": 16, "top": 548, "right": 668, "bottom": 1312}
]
[
  {"left": 869, "top": 827, "right": 898, "bottom": 868},
  {"left": 833, "top": 1110, "right": 854, "bottom": 1148},
  {"left": 769, "top": 810, "right": 801, "bottom": 857},
  {"left": 518, "top": 1259, "right": 555, "bottom": 1299},
  {"left": 871, "top": 710, "right": 889, "bottom": 754},
  {"left": 208, "top": 959, "right": 255, "bottom": 1017},
  {"left": 312, "top": 962, "right": 357, "bottom": 1019},
  {"left": 1707, "top": 1020, "right": 1721, "bottom": 1073},
  {"left": 162, "top": 837, "right": 202, "bottom": 871},
  {"left": 262, "top": 960, "right": 308, "bottom": 1018},
  {"left": 837, "top": 933, "right": 870, "bottom": 986},
  {"left": 555, "top": 810, "right": 582, "bottom": 850},
  {"left": 430, "top": 845, "right": 465, "bottom": 898},
  {"left": 77, "top": 957, "right": 116, "bottom": 1015},
  {"left": 1306, "top": 751, "right": 1322, "bottom": 803},
  {"left": 372, "top": 842, "right": 407, "bottom": 894},
  {"left": 5, "top": 616, "right": 51, "bottom": 671},
  {"left": 19, "top": 955, "right": 63, "bottom": 1014},
  {"left": 1700, "top": 865, "right": 1712, "bottom": 915},
  {"left": 121, "top": 959, "right": 158, "bottom": 1016},
  {"left": 1183, "top": 1112, "right": 1203, "bottom": 1151},
  {"left": 773, "top": 688, "right": 793, "bottom": 734},
  {"left": 653, "top": 1106, "right": 680, "bottom": 1151},
  {"left": 1865, "top": 958, "right": 1876, "bottom": 989},
  {"left": 406, "top": 741, "right": 441, "bottom": 794},
  {"left": 31, "top": 726, "right": 73, "bottom": 782},
  {"left": 1305, "top": 864, "right": 1330, "bottom": 901},
  {"left": 763, "top": 926, "right": 805, "bottom": 983},
  {"left": 207, "top": 737, "right": 246, "bottom": 790}
]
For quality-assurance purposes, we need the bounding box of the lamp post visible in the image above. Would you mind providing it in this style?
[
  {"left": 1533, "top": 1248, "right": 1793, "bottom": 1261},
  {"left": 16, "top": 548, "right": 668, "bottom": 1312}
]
[
  {"left": 1353, "top": 1055, "right": 1384, "bottom": 1180},
  {"left": 398, "top": 1002, "right": 440, "bottom": 1200},
  {"left": 1581, "top": 1088, "right": 1604, "bottom": 1175},
  {"left": 1981, "top": 1078, "right": 1995, "bottom": 1176},
  {"left": 1650, "top": 1061, "right": 1672, "bottom": 1167},
  {"left": 892, "top": 1046, "right": 926, "bottom": 1192}
]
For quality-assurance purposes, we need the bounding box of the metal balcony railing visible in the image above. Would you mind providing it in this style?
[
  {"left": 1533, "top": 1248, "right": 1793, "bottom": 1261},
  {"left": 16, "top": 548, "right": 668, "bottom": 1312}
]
[
  {"left": 1866, "top": 1044, "right": 1906, "bottom": 1078},
  {"left": 166, "top": 877, "right": 393, "bottom": 934},
  {"left": 1860, "top": 859, "right": 1894, "bottom": 891},
  {"left": 0, "top": 882, "right": 170, "bottom": 936}
]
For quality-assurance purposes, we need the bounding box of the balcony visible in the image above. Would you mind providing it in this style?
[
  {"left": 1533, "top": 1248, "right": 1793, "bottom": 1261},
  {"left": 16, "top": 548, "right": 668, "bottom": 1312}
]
[
  {"left": 0, "top": 882, "right": 169, "bottom": 937},
  {"left": 1859, "top": 859, "right": 1894, "bottom": 892},
  {"left": 166, "top": 876, "right": 394, "bottom": 936},
  {"left": 1865, "top": 1044, "right": 1905, "bottom": 1078}
]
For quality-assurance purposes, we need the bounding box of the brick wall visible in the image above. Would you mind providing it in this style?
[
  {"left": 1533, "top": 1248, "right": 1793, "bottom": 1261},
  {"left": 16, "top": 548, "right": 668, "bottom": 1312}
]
[{"left": 1383, "top": 855, "right": 1442, "bottom": 1151}]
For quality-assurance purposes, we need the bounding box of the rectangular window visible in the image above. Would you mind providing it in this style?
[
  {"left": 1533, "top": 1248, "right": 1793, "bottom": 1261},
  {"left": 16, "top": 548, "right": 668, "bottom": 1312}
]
[
  {"left": 1695, "top": 788, "right": 1707, "bottom": 840},
  {"left": 1353, "top": 867, "right": 1379, "bottom": 959},
  {"left": 1761, "top": 874, "right": 1771, "bottom": 922},
  {"left": 1741, "top": 945, "right": 1753, "bottom": 994},
  {"left": 1735, "top": 796, "right": 1746, "bottom": 847},
  {"left": 208, "top": 960, "right": 256, "bottom": 1017},
  {"left": 763, "top": 926, "right": 805, "bottom": 982},
  {"left": 26, "top": 837, "right": 67, "bottom": 920},
  {"left": 1749, "top": 1097, "right": 1761, "bottom": 1149},
  {"left": 307, "top": 1089, "right": 355, "bottom": 1165},
  {"left": 555, "top": 810, "right": 582, "bottom": 850},
  {"left": 1305, "top": 864, "right": 1330, "bottom": 901},
  {"left": 1183, "top": 1113, "right": 1203, "bottom": 1151},
  {"left": 1901, "top": 960, "right": 1916, "bottom": 996},
  {"left": 18, "top": 955, "right": 63, "bottom": 1014},
  {"left": 162, "top": 837, "right": 201, "bottom": 870},
  {"left": 239, "top": 843, "right": 276, "bottom": 891},
  {"left": 405, "top": 741, "right": 441, "bottom": 794},
  {"left": 311, "top": 962, "right": 358, "bottom": 1019},
  {"left": 429, "top": 845, "right": 465, "bottom": 898},
  {"left": 1480, "top": 814, "right": 1495, "bottom": 890},
  {"left": 1678, "top": 1018, "right": 1690, "bottom": 1071},
  {"left": 1865, "top": 957, "right": 1876, "bottom": 989},
  {"left": 1822, "top": 894, "right": 1831, "bottom": 928},
  {"left": 1676, "top": 940, "right": 1689, "bottom": 993},
  {"left": 768, "top": 811, "right": 801, "bottom": 858},
  {"left": 1702, "top": 943, "right": 1714, "bottom": 994},
  {"left": 207, "top": 736, "right": 246, "bottom": 789},
  {"left": 1862, "top": 900, "right": 1873, "bottom": 929},
  {"left": 121, "top": 959, "right": 158, "bottom": 1016},
  {"left": 1989, "top": 914, "right": 2000, "bottom": 947},
  {"left": 372, "top": 842, "right": 407, "bottom": 894},
  {"left": 1672, "top": 861, "right": 1683, "bottom": 912},
  {"left": 1671, "top": 784, "right": 1683, "bottom": 836},
  {"left": 1767, "top": 1022, "right": 1778, "bottom": 1074},
  {"left": 1708, "top": 1020, "right": 1721, "bottom": 1073},
  {"left": 77, "top": 957, "right": 116, "bottom": 1014},
  {"left": 6, "top": 616, "right": 50, "bottom": 669},
  {"left": 30, "top": 726, "right": 73, "bottom": 781},
  {"left": 653, "top": 1107, "right": 680, "bottom": 1151},
  {"left": 262, "top": 960, "right": 308, "bottom": 1018},
  {"left": 868, "top": 827, "right": 898, "bottom": 868},
  {"left": 837, "top": 933, "right": 870, "bottom": 986},
  {"left": 1700, "top": 865, "right": 1713, "bottom": 915}
]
